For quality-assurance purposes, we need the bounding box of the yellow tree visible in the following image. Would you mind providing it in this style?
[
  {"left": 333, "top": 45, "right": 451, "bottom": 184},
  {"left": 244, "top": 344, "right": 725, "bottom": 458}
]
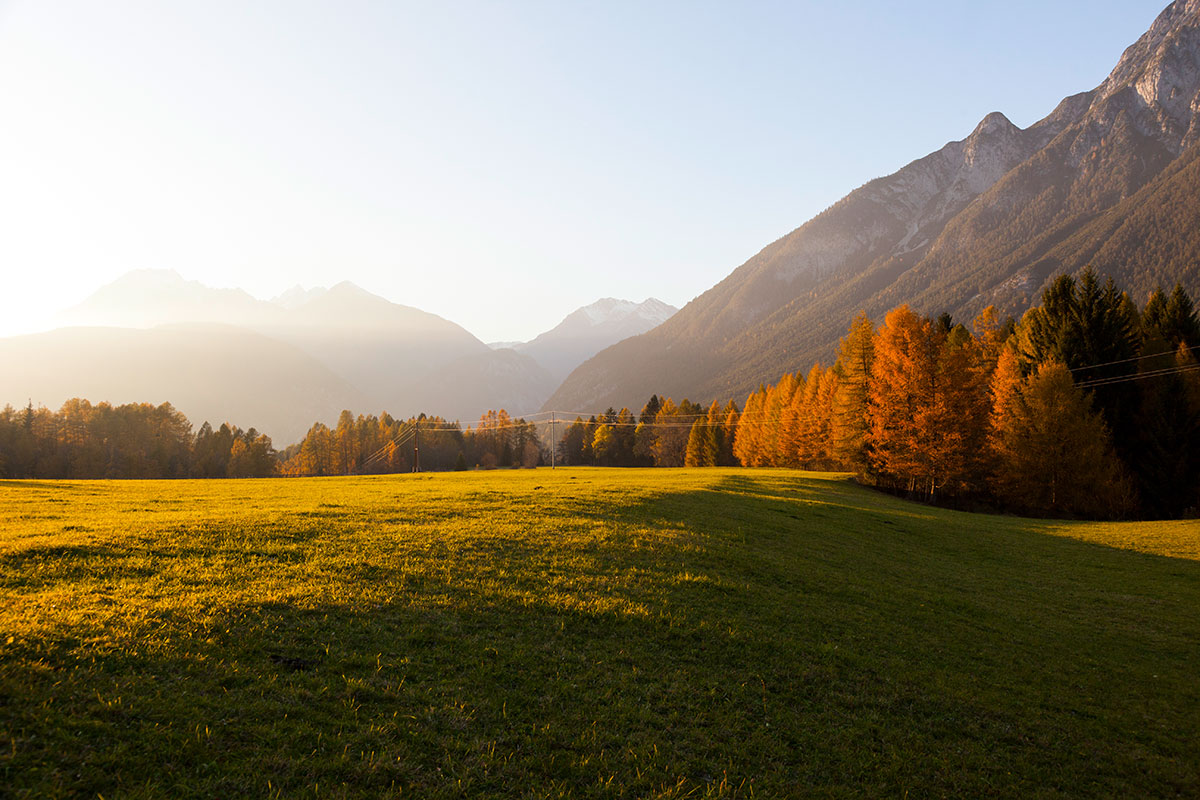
[
  {"left": 790, "top": 365, "right": 825, "bottom": 467},
  {"left": 831, "top": 312, "right": 875, "bottom": 471},
  {"left": 761, "top": 373, "right": 799, "bottom": 466},
  {"left": 814, "top": 367, "right": 841, "bottom": 469},
  {"left": 778, "top": 371, "right": 808, "bottom": 466},
  {"left": 720, "top": 401, "right": 740, "bottom": 466},
  {"left": 684, "top": 418, "right": 713, "bottom": 467},
  {"left": 867, "top": 306, "right": 987, "bottom": 498},
  {"left": 733, "top": 387, "right": 767, "bottom": 467},
  {"left": 925, "top": 333, "right": 990, "bottom": 494},
  {"left": 988, "top": 344, "right": 1024, "bottom": 456},
  {"left": 868, "top": 306, "right": 935, "bottom": 491},
  {"left": 972, "top": 305, "right": 1008, "bottom": 375}
]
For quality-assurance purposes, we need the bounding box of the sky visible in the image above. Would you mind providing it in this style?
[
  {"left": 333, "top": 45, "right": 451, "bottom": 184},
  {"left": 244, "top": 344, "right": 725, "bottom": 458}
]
[{"left": 0, "top": 0, "right": 1171, "bottom": 343}]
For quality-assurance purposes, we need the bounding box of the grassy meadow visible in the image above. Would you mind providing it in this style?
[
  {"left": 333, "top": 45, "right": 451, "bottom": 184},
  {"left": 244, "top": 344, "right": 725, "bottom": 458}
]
[{"left": 2, "top": 468, "right": 1199, "bottom": 798}]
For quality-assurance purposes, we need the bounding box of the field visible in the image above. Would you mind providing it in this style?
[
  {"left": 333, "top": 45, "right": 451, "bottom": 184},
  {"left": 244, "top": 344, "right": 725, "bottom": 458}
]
[{"left": 2, "top": 469, "right": 1199, "bottom": 798}]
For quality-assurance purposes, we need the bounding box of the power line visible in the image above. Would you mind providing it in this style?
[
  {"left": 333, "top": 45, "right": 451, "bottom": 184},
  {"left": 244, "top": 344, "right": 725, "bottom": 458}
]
[
  {"left": 1075, "top": 361, "right": 1200, "bottom": 389},
  {"left": 1066, "top": 342, "right": 1200, "bottom": 374}
]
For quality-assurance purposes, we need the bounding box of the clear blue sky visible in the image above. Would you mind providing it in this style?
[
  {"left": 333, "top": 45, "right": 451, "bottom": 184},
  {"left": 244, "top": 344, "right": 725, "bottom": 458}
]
[{"left": 0, "top": 1, "right": 1169, "bottom": 342}]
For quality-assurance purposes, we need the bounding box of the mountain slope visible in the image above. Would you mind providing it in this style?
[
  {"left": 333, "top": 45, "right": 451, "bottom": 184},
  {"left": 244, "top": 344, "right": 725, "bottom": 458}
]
[{"left": 548, "top": 0, "right": 1200, "bottom": 412}]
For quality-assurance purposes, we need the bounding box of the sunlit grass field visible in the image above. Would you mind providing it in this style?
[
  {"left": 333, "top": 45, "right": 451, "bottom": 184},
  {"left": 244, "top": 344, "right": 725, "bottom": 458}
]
[{"left": 2, "top": 468, "right": 1198, "bottom": 798}]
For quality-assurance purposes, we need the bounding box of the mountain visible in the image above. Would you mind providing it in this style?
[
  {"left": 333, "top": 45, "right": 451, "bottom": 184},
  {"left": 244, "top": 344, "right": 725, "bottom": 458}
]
[
  {"left": 58, "top": 269, "right": 285, "bottom": 329},
  {"left": 18, "top": 272, "right": 557, "bottom": 441},
  {"left": 0, "top": 325, "right": 366, "bottom": 446},
  {"left": 256, "top": 281, "right": 491, "bottom": 408},
  {"left": 547, "top": 0, "right": 1200, "bottom": 413},
  {"left": 512, "top": 298, "right": 677, "bottom": 383}
]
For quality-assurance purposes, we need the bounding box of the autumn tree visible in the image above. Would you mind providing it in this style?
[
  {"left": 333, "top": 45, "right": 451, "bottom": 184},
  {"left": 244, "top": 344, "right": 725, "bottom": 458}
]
[
  {"left": 651, "top": 398, "right": 699, "bottom": 467},
  {"left": 718, "top": 400, "right": 740, "bottom": 466},
  {"left": 733, "top": 386, "right": 767, "bottom": 467},
  {"left": 684, "top": 418, "right": 715, "bottom": 467},
  {"left": 760, "top": 372, "right": 800, "bottom": 466},
  {"left": 991, "top": 361, "right": 1126, "bottom": 516},
  {"left": 868, "top": 306, "right": 988, "bottom": 498},
  {"left": 831, "top": 312, "right": 875, "bottom": 471},
  {"left": 558, "top": 417, "right": 593, "bottom": 466}
]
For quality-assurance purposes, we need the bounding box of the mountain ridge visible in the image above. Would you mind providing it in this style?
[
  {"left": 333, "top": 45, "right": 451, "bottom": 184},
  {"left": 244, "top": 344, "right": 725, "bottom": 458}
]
[{"left": 12, "top": 273, "right": 679, "bottom": 441}]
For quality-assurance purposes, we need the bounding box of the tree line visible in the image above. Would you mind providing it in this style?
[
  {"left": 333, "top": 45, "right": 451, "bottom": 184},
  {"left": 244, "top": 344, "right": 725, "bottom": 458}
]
[
  {"left": 554, "top": 396, "right": 740, "bottom": 468},
  {"left": 729, "top": 270, "right": 1200, "bottom": 519},
  {"left": 0, "top": 399, "right": 276, "bottom": 479},
  {"left": 277, "top": 409, "right": 544, "bottom": 476}
]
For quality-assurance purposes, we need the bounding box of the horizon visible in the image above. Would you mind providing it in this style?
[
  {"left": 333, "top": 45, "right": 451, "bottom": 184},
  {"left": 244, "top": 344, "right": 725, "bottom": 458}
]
[{"left": 0, "top": 1, "right": 1167, "bottom": 343}]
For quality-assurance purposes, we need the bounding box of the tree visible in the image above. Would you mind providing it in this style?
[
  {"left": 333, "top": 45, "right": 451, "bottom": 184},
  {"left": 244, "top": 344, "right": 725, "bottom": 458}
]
[
  {"left": 684, "top": 418, "right": 715, "bottom": 467},
  {"left": 592, "top": 423, "right": 617, "bottom": 466},
  {"left": 991, "top": 361, "right": 1126, "bottom": 517},
  {"left": 867, "top": 306, "right": 938, "bottom": 493},
  {"left": 1017, "top": 269, "right": 1140, "bottom": 465},
  {"left": 558, "top": 417, "right": 593, "bottom": 466},
  {"left": 831, "top": 312, "right": 875, "bottom": 471},
  {"left": 988, "top": 344, "right": 1025, "bottom": 457},
  {"left": 1132, "top": 341, "right": 1200, "bottom": 517},
  {"left": 651, "top": 398, "right": 691, "bottom": 467},
  {"left": 760, "top": 372, "right": 799, "bottom": 466},
  {"left": 733, "top": 386, "right": 767, "bottom": 467},
  {"left": 719, "top": 401, "right": 740, "bottom": 466},
  {"left": 867, "top": 306, "right": 987, "bottom": 498}
]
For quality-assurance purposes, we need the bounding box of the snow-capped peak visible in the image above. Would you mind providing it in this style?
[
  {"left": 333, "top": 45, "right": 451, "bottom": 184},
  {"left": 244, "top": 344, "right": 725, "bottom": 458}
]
[{"left": 575, "top": 297, "right": 677, "bottom": 326}]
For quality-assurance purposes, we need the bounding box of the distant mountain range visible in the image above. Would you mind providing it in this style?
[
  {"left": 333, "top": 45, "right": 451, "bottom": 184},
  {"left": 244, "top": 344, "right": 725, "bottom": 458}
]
[
  {"left": 3, "top": 270, "right": 675, "bottom": 443},
  {"left": 493, "top": 298, "right": 677, "bottom": 384},
  {"left": 548, "top": 0, "right": 1200, "bottom": 412}
]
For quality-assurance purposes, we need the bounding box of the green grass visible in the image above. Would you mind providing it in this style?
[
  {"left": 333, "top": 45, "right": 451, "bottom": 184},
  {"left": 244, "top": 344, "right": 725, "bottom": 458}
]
[{"left": 2, "top": 468, "right": 1198, "bottom": 798}]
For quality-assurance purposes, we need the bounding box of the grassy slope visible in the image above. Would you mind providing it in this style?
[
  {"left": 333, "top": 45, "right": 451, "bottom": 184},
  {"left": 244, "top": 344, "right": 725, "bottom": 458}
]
[{"left": 1, "top": 469, "right": 1198, "bottom": 798}]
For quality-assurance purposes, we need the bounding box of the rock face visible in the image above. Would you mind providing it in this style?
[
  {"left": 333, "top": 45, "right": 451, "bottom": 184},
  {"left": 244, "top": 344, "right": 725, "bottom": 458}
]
[{"left": 547, "top": 0, "right": 1200, "bottom": 413}]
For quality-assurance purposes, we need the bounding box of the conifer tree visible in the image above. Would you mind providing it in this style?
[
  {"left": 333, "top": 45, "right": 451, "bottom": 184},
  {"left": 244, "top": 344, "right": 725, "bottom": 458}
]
[
  {"left": 733, "top": 387, "right": 767, "bottom": 467},
  {"left": 992, "top": 361, "right": 1125, "bottom": 516},
  {"left": 988, "top": 344, "right": 1024, "bottom": 454},
  {"left": 720, "top": 401, "right": 740, "bottom": 466},
  {"left": 684, "top": 419, "right": 713, "bottom": 467},
  {"left": 774, "top": 373, "right": 803, "bottom": 465},
  {"left": 868, "top": 306, "right": 936, "bottom": 493},
  {"left": 831, "top": 312, "right": 875, "bottom": 471}
]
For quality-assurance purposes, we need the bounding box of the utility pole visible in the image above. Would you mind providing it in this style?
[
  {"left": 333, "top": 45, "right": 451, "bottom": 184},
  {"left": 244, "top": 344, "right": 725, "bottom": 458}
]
[
  {"left": 550, "top": 412, "right": 555, "bottom": 468},
  {"left": 413, "top": 422, "right": 420, "bottom": 473}
]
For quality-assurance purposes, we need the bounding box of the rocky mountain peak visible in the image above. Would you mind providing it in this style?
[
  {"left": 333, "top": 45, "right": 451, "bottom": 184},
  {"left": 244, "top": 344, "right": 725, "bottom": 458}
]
[
  {"left": 1094, "top": 0, "right": 1200, "bottom": 147},
  {"left": 970, "top": 111, "right": 1019, "bottom": 139}
]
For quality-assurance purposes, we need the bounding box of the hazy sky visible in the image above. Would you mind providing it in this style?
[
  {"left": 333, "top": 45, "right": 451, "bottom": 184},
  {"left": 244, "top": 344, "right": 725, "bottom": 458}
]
[{"left": 0, "top": 1, "right": 1169, "bottom": 343}]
